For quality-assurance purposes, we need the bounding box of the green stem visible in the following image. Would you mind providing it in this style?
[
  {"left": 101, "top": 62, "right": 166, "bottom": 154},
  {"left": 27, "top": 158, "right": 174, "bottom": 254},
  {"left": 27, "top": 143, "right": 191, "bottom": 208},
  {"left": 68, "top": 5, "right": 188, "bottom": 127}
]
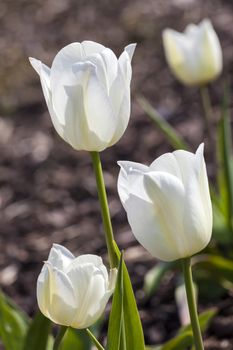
[
  {"left": 86, "top": 328, "right": 105, "bottom": 350},
  {"left": 181, "top": 258, "right": 204, "bottom": 350},
  {"left": 90, "top": 152, "right": 118, "bottom": 268},
  {"left": 53, "top": 326, "right": 67, "bottom": 350},
  {"left": 200, "top": 85, "right": 212, "bottom": 134}
]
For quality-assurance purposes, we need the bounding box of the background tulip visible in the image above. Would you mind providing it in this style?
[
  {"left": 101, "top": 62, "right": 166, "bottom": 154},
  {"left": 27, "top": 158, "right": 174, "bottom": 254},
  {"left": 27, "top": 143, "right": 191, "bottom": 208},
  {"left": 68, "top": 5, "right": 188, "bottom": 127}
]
[
  {"left": 162, "top": 19, "right": 222, "bottom": 86},
  {"left": 117, "top": 144, "right": 212, "bottom": 262},
  {"left": 37, "top": 244, "right": 117, "bottom": 328},
  {"left": 29, "top": 41, "right": 136, "bottom": 151}
]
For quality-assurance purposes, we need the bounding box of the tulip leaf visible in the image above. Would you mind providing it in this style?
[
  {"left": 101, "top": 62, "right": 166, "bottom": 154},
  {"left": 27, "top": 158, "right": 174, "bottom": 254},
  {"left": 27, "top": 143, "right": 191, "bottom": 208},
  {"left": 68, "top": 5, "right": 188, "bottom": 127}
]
[
  {"left": 107, "top": 253, "right": 124, "bottom": 350},
  {"left": 146, "top": 331, "right": 193, "bottom": 350},
  {"left": 137, "top": 96, "right": 189, "bottom": 150},
  {"left": 216, "top": 84, "right": 233, "bottom": 233},
  {"left": 146, "top": 308, "right": 216, "bottom": 350},
  {"left": 60, "top": 328, "right": 92, "bottom": 350},
  {"left": 179, "top": 308, "right": 217, "bottom": 335},
  {"left": 144, "top": 261, "right": 177, "bottom": 298},
  {"left": 108, "top": 246, "right": 145, "bottom": 350},
  {"left": 0, "top": 291, "right": 29, "bottom": 350},
  {"left": 22, "top": 311, "right": 53, "bottom": 350},
  {"left": 193, "top": 254, "right": 233, "bottom": 285}
]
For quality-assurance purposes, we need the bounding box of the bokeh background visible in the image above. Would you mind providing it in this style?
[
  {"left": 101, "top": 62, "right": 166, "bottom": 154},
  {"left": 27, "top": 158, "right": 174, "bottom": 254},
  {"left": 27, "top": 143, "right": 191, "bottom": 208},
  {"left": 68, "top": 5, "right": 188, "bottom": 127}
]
[{"left": 0, "top": 0, "right": 233, "bottom": 348}]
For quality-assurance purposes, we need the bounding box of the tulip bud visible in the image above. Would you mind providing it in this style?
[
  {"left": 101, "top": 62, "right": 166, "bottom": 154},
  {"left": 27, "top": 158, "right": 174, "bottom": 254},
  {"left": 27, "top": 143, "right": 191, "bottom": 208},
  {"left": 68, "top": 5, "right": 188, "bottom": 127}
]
[
  {"left": 37, "top": 244, "right": 117, "bottom": 328},
  {"left": 29, "top": 41, "right": 136, "bottom": 152},
  {"left": 163, "top": 19, "right": 222, "bottom": 86},
  {"left": 117, "top": 144, "right": 212, "bottom": 262}
]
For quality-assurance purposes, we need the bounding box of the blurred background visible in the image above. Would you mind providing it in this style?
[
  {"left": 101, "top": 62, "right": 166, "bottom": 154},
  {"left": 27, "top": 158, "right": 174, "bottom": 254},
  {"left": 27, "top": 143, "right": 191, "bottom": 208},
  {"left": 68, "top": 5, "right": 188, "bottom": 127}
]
[{"left": 0, "top": 0, "right": 233, "bottom": 348}]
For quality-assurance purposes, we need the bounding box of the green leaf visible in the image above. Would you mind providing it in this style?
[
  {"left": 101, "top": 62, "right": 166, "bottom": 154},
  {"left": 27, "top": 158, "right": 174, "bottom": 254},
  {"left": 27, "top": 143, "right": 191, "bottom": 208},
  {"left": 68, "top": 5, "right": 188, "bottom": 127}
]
[
  {"left": 137, "top": 96, "right": 189, "bottom": 150},
  {"left": 179, "top": 308, "right": 217, "bottom": 335},
  {"left": 107, "top": 253, "right": 124, "bottom": 350},
  {"left": 146, "top": 309, "right": 216, "bottom": 350},
  {"left": 108, "top": 244, "right": 145, "bottom": 350},
  {"left": 22, "top": 311, "right": 53, "bottom": 350},
  {"left": 193, "top": 254, "right": 233, "bottom": 285},
  {"left": 0, "top": 291, "right": 28, "bottom": 350},
  {"left": 144, "top": 262, "right": 176, "bottom": 298},
  {"left": 60, "top": 328, "right": 92, "bottom": 350},
  {"left": 216, "top": 84, "right": 233, "bottom": 232},
  {"left": 146, "top": 332, "right": 193, "bottom": 350}
]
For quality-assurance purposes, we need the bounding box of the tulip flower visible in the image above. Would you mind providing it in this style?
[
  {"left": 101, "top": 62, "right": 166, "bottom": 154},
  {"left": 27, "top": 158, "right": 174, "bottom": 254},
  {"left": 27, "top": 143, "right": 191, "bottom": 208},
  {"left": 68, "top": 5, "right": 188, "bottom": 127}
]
[
  {"left": 29, "top": 41, "right": 136, "bottom": 151},
  {"left": 117, "top": 144, "right": 212, "bottom": 262},
  {"left": 37, "top": 244, "right": 117, "bottom": 328},
  {"left": 162, "top": 19, "right": 222, "bottom": 86}
]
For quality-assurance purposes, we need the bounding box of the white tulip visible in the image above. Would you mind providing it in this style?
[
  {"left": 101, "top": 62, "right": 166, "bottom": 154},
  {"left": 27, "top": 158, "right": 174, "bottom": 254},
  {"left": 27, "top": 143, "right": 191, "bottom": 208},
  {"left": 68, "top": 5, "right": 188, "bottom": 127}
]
[
  {"left": 117, "top": 144, "right": 212, "bottom": 262},
  {"left": 163, "top": 19, "right": 222, "bottom": 86},
  {"left": 29, "top": 41, "right": 136, "bottom": 151},
  {"left": 37, "top": 244, "right": 117, "bottom": 328}
]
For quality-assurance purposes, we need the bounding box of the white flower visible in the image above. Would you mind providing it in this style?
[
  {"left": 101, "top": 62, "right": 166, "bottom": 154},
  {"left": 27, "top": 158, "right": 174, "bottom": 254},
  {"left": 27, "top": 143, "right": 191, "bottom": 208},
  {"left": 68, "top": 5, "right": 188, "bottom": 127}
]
[
  {"left": 29, "top": 41, "right": 136, "bottom": 151},
  {"left": 37, "top": 244, "right": 117, "bottom": 328},
  {"left": 117, "top": 144, "right": 212, "bottom": 262},
  {"left": 163, "top": 19, "right": 222, "bottom": 86}
]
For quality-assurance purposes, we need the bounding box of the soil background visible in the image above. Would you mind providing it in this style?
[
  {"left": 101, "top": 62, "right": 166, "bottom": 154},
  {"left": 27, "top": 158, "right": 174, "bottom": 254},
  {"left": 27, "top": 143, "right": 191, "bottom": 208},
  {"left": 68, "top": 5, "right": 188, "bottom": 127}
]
[{"left": 0, "top": 0, "right": 233, "bottom": 349}]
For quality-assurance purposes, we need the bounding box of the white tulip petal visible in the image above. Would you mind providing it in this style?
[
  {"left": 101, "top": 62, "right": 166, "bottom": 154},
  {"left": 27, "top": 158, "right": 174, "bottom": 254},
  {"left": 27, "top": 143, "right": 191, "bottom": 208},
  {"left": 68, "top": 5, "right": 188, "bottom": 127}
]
[
  {"left": 198, "top": 20, "right": 222, "bottom": 82},
  {"left": 66, "top": 254, "right": 108, "bottom": 284},
  {"left": 144, "top": 172, "right": 190, "bottom": 259},
  {"left": 72, "top": 61, "right": 117, "bottom": 150},
  {"left": 29, "top": 58, "right": 64, "bottom": 137},
  {"left": 109, "top": 86, "right": 130, "bottom": 145},
  {"left": 47, "top": 244, "right": 74, "bottom": 271},
  {"left": 163, "top": 29, "right": 186, "bottom": 68},
  {"left": 118, "top": 51, "right": 132, "bottom": 85},
  {"left": 124, "top": 43, "right": 137, "bottom": 61},
  {"left": 173, "top": 149, "right": 196, "bottom": 185},
  {"left": 50, "top": 43, "right": 84, "bottom": 124},
  {"left": 117, "top": 161, "right": 149, "bottom": 206},
  {"left": 81, "top": 40, "right": 106, "bottom": 56},
  {"left": 183, "top": 144, "right": 212, "bottom": 254},
  {"left": 100, "top": 48, "right": 118, "bottom": 89},
  {"left": 150, "top": 152, "right": 182, "bottom": 180},
  {"left": 68, "top": 264, "right": 106, "bottom": 328},
  {"left": 126, "top": 193, "right": 178, "bottom": 261},
  {"left": 37, "top": 263, "right": 76, "bottom": 326},
  {"left": 36, "top": 265, "right": 51, "bottom": 319}
]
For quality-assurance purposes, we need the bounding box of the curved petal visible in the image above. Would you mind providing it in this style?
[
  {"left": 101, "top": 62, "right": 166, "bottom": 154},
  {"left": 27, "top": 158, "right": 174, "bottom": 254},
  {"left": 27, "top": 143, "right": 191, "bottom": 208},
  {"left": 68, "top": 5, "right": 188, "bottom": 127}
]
[
  {"left": 126, "top": 193, "right": 179, "bottom": 261},
  {"left": 29, "top": 58, "right": 64, "bottom": 138},
  {"left": 118, "top": 44, "right": 136, "bottom": 86},
  {"left": 100, "top": 48, "right": 118, "bottom": 89},
  {"left": 183, "top": 144, "right": 212, "bottom": 255},
  {"left": 109, "top": 77, "right": 130, "bottom": 145},
  {"left": 37, "top": 263, "right": 76, "bottom": 326},
  {"left": 70, "top": 267, "right": 110, "bottom": 329},
  {"left": 81, "top": 40, "right": 106, "bottom": 56},
  {"left": 198, "top": 19, "right": 222, "bottom": 82},
  {"left": 117, "top": 161, "right": 149, "bottom": 206},
  {"left": 50, "top": 43, "right": 84, "bottom": 124},
  {"left": 143, "top": 171, "right": 190, "bottom": 260},
  {"left": 124, "top": 43, "right": 137, "bottom": 61},
  {"left": 150, "top": 152, "right": 182, "bottom": 180},
  {"left": 72, "top": 61, "right": 117, "bottom": 150},
  {"left": 47, "top": 244, "right": 74, "bottom": 271},
  {"left": 66, "top": 254, "right": 108, "bottom": 283},
  {"left": 173, "top": 149, "right": 196, "bottom": 185}
]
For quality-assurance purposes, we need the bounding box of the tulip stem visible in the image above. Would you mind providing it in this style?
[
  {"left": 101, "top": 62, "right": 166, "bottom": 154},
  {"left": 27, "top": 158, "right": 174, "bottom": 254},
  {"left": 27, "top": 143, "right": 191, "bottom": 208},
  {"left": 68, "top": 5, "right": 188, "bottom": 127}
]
[
  {"left": 200, "top": 85, "right": 212, "bottom": 134},
  {"left": 53, "top": 326, "right": 67, "bottom": 350},
  {"left": 90, "top": 152, "right": 118, "bottom": 268},
  {"left": 86, "top": 328, "right": 105, "bottom": 350},
  {"left": 181, "top": 258, "right": 204, "bottom": 350}
]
